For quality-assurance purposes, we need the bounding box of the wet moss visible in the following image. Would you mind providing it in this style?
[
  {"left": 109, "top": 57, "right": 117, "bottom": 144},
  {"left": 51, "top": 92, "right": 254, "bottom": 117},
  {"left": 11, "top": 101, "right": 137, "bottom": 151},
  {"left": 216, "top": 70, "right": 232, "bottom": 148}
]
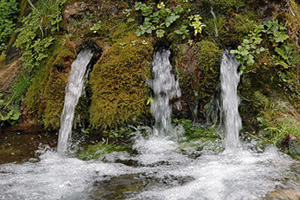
[
  {"left": 77, "top": 141, "right": 131, "bottom": 160},
  {"left": 25, "top": 39, "right": 76, "bottom": 129},
  {"left": 89, "top": 33, "right": 153, "bottom": 129},
  {"left": 176, "top": 40, "right": 220, "bottom": 119}
]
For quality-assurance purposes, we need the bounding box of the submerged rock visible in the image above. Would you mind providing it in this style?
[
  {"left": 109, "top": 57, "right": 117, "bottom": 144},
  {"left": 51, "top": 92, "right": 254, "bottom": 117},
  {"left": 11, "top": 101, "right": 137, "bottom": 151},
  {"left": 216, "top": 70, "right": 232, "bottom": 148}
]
[{"left": 265, "top": 189, "right": 300, "bottom": 200}]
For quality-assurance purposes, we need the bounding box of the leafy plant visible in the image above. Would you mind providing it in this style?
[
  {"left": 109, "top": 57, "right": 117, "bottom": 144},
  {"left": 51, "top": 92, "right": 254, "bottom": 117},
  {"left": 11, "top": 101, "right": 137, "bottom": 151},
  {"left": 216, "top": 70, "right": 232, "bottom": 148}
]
[
  {"left": 90, "top": 20, "right": 102, "bottom": 33},
  {"left": 230, "top": 25, "right": 265, "bottom": 73},
  {"left": 133, "top": 2, "right": 184, "bottom": 38},
  {"left": 15, "top": 0, "right": 66, "bottom": 70},
  {"left": 8, "top": 75, "right": 32, "bottom": 106},
  {"left": 230, "top": 20, "right": 291, "bottom": 74},
  {"left": 188, "top": 14, "right": 206, "bottom": 36},
  {"left": 0, "top": 0, "right": 19, "bottom": 52},
  {"left": 0, "top": 94, "right": 21, "bottom": 126},
  {"left": 174, "top": 25, "right": 190, "bottom": 39}
]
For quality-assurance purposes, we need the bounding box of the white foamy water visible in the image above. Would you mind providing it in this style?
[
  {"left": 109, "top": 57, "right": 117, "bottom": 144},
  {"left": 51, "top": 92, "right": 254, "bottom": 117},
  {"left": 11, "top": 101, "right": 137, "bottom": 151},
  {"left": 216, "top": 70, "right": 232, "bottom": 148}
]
[
  {"left": 221, "top": 50, "right": 242, "bottom": 150},
  {"left": 57, "top": 49, "right": 94, "bottom": 155},
  {"left": 149, "top": 49, "right": 181, "bottom": 136},
  {"left": 132, "top": 138, "right": 295, "bottom": 200},
  {"left": 0, "top": 150, "right": 132, "bottom": 200},
  {"left": 0, "top": 136, "right": 298, "bottom": 200}
]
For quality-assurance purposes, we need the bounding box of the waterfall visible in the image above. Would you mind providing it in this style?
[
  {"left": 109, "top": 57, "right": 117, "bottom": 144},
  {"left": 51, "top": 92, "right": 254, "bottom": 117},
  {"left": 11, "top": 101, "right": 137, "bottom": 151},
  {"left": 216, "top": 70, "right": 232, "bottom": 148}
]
[
  {"left": 149, "top": 49, "right": 181, "bottom": 136},
  {"left": 220, "top": 50, "right": 241, "bottom": 149},
  {"left": 57, "top": 49, "right": 94, "bottom": 155}
]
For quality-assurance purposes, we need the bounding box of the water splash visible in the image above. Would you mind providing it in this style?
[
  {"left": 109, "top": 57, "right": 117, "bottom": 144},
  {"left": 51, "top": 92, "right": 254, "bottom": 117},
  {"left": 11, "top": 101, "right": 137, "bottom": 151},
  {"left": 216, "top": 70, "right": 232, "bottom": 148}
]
[
  {"left": 220, "top": 50, "right": 242, "bottom": 150},
  {"left": 57, "top": 49, "right": 94, "bottom": 155},
  {"left": 148, "top": 49, "right": 181, "bottom": 136}
]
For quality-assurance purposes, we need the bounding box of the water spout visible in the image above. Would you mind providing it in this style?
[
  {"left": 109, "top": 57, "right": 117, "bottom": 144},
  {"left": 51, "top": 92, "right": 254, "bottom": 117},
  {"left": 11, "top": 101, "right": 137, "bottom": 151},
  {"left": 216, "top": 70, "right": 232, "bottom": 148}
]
[
  {"left": 220, "top": 50, "right": 241, "bottom": 150},
  {"left": 149, "top": 49, "right": 181, "bottom": 136},
  {"left": 57, "top": 49, "right": 94, "bottom": 155}
]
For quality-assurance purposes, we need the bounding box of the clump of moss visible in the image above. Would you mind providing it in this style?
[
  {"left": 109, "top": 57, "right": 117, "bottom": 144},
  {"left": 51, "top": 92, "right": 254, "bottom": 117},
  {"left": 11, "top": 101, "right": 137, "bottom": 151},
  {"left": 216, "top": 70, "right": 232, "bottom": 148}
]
[
  {"left": 25, "top": 40, "right": 76, "bottom": 129},
  {"left": 176, "top": 40, "right": 220, "bottom": 119},
  {"left": 89, "top": 33, "right": 153, "bottom": 129},
  {"left": 77, "top": 141, "right": 131, "bottom": 160},
  {"left": 209, "top": 0, "right": 245, "bottom": 14}
]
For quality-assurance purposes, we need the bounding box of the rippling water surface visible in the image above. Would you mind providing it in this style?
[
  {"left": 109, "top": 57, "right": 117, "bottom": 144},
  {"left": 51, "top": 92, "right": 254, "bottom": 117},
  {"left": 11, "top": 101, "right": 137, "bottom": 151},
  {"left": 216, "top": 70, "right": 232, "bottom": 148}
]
[{"left": 0, "top": 133, "right": 299, "bottom": 200}]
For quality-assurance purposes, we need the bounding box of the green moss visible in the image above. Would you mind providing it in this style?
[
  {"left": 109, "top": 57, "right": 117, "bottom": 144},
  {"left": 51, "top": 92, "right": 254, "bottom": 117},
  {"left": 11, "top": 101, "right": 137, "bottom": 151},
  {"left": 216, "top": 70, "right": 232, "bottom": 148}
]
[
  {"left": 89, "top": 33, "right": 153, "bottom": 129},
  {"left": 0, "top": 51, "right": 5, "bottom": 66},
  {"left": 210, "top": 0, "right": 245, "bottom": 14},
  {"left": 25, "top": 39, "right": 76, "bottom": 129},
  {"left": 78, "top": 142, "right": 131, "bottom": 160},
  {"left": 176, "top": 40, "right": 220, "bottom": 114}
]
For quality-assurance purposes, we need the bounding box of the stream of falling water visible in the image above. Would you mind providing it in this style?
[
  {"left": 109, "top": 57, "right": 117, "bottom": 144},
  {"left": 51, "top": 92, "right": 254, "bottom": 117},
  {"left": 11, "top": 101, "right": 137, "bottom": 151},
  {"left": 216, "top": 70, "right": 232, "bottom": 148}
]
[
  {"left": 221, "top": 50, "right": 242, "bottom": 150},
  {"left": 148, "top": 48, "right": 181, "bottom": 136},
  {"left": 0, "top": 50, "right": 299, "bottom": 200},
  {"left": 57, "top": 49, "right": 93, "bottom": 155}
]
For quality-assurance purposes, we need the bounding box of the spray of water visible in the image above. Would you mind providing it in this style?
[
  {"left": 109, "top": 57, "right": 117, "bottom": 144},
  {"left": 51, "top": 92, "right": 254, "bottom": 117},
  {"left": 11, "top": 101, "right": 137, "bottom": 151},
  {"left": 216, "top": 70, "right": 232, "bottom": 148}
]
[
  {"left": 149, "top": 49, "right": 181, "bottom": 136},
  {"left": 57, "top": 49, "right": 94, "bottom": 155},
  {"left": 220, "top": 50, "right": 242, "bottom": 150}
]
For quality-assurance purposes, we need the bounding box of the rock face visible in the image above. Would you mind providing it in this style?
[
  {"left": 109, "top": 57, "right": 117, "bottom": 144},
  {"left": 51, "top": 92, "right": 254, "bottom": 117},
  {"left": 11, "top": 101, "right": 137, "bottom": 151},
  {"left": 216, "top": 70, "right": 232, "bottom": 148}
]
[{"left": 265, "top": 189, "right": 300, "bottom": 200}]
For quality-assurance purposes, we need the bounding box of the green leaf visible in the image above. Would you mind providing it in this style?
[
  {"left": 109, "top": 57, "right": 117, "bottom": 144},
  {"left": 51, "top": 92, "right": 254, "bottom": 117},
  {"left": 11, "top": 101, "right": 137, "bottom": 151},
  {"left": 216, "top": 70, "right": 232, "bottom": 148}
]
[
  {"left": 165, "top": 14, "right": 180, "bottom": 27},
  {"left": 173, "top": 6, "right": 184, "bottom": 14},
  {"left": 127, "top": 18, "right": 135, "bottom": 23},
  {"left": 247, "top": 57, "right": 255, "bottom": 66},
  {"left": 275, "top": 47, "right": 288, "bottom": 60},
  {"left": 156, "top": 29, "right": 165, "bottom": 38},
  {"left": 175, "top": 30, "right": 182, "bottom": 34}
]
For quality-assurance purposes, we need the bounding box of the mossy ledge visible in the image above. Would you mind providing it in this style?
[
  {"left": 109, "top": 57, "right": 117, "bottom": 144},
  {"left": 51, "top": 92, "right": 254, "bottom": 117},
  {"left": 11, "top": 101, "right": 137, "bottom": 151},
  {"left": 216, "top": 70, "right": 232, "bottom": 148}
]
[
  {"left": 89, "top": 33, "right": 153, "bottom": 130},
  {"left": 25, "top": 40, "right": 77, "bottom": 129}
]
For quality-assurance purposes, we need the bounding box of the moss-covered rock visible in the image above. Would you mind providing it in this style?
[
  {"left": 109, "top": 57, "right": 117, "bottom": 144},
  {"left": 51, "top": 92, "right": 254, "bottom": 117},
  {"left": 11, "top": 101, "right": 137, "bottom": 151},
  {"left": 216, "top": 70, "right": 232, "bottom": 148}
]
[
  {"left": 25, "top": 40, "right": 76, "bottom": 129},
  {"left": 89, "top": 33, "right": 153, "bottom": 129},
  {"left": 77, "top": 141, "right": 131, "bottom": 160},
  {"left": 175, "top": 40, "right": 220, "bottom": 120}
]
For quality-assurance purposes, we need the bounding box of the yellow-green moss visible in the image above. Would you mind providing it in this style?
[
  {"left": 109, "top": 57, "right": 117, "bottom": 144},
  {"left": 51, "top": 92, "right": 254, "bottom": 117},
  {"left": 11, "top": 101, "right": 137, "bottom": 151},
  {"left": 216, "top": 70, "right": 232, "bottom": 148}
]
[
  {"left": 211, "top": 0, "right": 245, "bottom": 14},
  {"left": 0, "top": 51, "right": 5, "bottom": 66},
  {"left": 25, "top": 40, "right": 76, "bottom": 129},
  {"left": 89, "top": 33, "right": 153, "bottom": 129}
]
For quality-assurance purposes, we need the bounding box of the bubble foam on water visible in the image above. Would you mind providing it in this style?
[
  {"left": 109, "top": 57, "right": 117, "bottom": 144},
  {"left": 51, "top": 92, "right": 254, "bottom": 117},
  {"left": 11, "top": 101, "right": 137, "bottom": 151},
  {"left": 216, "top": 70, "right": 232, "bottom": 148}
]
[{"left": 0, "top": 148, "right": 132, "bottom": 200}]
